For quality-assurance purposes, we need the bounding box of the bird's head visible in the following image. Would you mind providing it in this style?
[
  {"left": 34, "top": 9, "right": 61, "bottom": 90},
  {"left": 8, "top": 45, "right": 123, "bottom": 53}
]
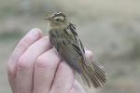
[{"left": 45, "top": 12, "right": 68, "bottom": 28}]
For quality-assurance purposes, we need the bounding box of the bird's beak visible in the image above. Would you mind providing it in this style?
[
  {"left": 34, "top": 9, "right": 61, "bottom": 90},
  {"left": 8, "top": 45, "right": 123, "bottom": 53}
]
[{"left": 45, "top": 15, "right": 51, "bottom": 20}]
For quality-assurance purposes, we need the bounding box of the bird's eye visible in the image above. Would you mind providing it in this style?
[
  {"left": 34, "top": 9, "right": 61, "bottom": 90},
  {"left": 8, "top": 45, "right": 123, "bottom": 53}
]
[
  {"left": 55, "top": 18, "right": 60, "bottom": 21},
  {"left": 54, "top": 16, "right": 64, "bottom": 22}
]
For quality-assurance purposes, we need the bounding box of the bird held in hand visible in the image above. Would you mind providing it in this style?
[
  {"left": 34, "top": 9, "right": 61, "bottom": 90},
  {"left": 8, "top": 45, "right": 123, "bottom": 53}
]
[{"left": 45, "top": 12, "right": 106, "bottom": 88}]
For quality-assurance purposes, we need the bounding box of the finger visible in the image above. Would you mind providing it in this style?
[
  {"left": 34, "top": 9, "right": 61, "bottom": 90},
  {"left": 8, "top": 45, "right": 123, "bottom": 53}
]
[
  {"left": 33, "top": 49, "right": 61, "bottom": 93},
  {"left": 50, "top": 62, "right": 74, "bottom": 93},
  {"left": 85, "top": 50, "right": 94, "bottom": 60},
  {"left": 16, "top": 36, "right": 51, "bottom": 93},
  {"left": 7, "top": 28, "right": 42, "bottom": 92},
  {"left": 85, "top": 50, "right": 103, "bottom": 68},
  {"left": 69, "top": 80, "right": 86, "bottom": 93}
]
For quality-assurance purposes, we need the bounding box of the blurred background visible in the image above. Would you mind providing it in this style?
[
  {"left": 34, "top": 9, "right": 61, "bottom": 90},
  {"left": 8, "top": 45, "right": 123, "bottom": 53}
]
[{"left": 0, "top": 0, "right": 140, "bottom": 93}]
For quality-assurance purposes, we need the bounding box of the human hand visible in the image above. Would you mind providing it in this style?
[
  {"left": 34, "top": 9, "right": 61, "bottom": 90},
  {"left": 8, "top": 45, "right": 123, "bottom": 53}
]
[{"left": 7, "top": 28, "right": 93, "bottom": 93}]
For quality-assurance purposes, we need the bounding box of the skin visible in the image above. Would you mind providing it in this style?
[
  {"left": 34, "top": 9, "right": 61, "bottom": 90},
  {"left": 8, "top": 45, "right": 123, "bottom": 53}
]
[{"left": 7, "top": 28, "right": 94, "bottom": 93}]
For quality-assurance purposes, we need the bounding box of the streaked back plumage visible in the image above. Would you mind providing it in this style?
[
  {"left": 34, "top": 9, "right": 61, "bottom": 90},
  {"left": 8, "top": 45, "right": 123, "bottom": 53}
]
[{"left": 47, "top": 12, "right": 106, "bottom": 88}]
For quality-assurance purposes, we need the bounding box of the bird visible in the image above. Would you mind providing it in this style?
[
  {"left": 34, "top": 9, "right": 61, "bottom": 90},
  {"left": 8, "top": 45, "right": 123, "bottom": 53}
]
[{"left": 45, "top": 12, "right": 106, "bottom": 88}]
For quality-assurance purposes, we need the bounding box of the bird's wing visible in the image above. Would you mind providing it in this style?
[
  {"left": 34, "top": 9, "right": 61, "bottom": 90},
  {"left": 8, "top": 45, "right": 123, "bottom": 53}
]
[
  {"left": 49, "top": 24, "right": 106, "bottom": 87},
  {"left": 49, "top": 23, "right": 86, "bottom": 73},
  {"left": 65, "top": 23, "right": 85, "bottom": 55},
  {"left": 66, "top": 23, "right": 104, "bottom": 68}
]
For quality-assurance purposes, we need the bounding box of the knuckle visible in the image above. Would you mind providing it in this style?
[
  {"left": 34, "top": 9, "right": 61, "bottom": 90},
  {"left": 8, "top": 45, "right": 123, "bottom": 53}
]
[
  {"left": 36, "top": 53, "right": 58, "bottom": 69},
  {"left": 45, "top": 56, "right": 58, "bottom": 68},
  {"left": 58, "top": 62, "right": 68, "bottom": 70},
  {"left": 36, "top": 56, "right": 46, "bottom": 67},
  {"left": 42, "top": 36, "right": 51, "bottom": 45},
  {"left": 17, "top": 56, "right": 30, "bottom": 69},
  {"left": 16, "top": 29, "right": 42, "bottom": 51},
  {"left": 18, "top": 38, "right": 29, "bottom": 50},
  {"left": 7, "top": 62, "right": 16, "bottom": 75}
]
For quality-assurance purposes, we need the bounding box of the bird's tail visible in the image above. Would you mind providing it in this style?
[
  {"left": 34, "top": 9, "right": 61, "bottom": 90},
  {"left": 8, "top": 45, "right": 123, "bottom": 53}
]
[{"left": 79, "top": 59, "right": 106, "bottom": 88}]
